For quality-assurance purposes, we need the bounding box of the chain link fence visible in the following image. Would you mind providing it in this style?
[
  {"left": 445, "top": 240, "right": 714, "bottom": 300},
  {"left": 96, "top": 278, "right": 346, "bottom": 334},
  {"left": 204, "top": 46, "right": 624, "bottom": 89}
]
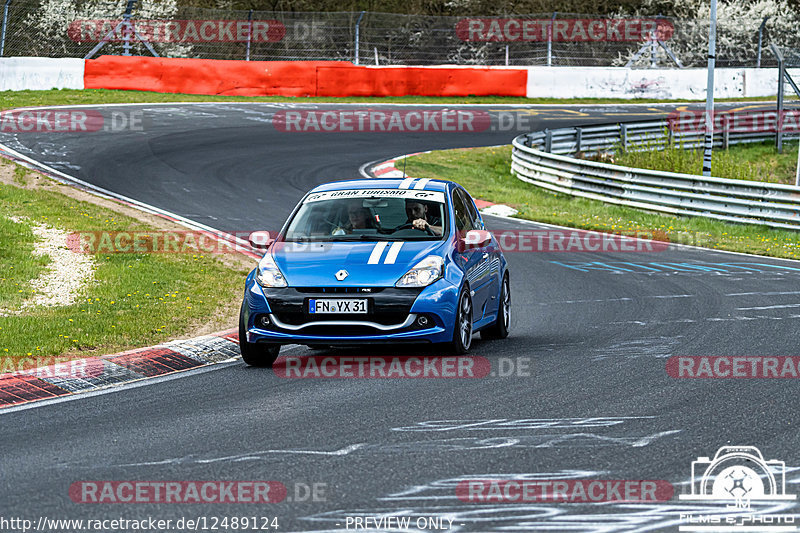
[{"left": 1, "top": 0, "right": 798, "bottom": 67}]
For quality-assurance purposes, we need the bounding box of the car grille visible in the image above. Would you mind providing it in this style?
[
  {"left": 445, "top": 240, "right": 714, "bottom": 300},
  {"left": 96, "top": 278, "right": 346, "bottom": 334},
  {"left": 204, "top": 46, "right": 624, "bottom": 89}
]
[
  {"left": 259, "top": 287, "right": 425, "bottom": 334},
  {"left": 294, "top": 287, "right": 385, "bottom": 294},
  {"left": 274, "top": 312, "right": 409, "bottom": 326}
]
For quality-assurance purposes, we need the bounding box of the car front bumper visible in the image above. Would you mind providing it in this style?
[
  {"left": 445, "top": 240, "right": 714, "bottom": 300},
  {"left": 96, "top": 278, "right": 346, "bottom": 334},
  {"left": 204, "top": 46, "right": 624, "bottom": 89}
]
[{"left": 242, "top": 271, "right": 459, "bottom": 345}]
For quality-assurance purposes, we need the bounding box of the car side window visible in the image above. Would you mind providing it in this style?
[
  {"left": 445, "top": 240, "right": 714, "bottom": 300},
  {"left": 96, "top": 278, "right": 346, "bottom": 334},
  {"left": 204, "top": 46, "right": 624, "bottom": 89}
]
[
  {"left": 458, "top": 189, "right": 483, "bottom": 230},
  {"left": 451, "top": 189, "right": 475, "bottom": 233}
]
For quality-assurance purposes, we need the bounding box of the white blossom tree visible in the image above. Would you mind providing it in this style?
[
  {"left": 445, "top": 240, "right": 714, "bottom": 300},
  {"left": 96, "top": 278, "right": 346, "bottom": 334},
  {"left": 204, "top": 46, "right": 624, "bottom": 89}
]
[
  {"left": 616, "top": 0, "right": 800, "bottom": 67},
  {"left": 23, "top": 0, "right": 190, "bottom": 57}
]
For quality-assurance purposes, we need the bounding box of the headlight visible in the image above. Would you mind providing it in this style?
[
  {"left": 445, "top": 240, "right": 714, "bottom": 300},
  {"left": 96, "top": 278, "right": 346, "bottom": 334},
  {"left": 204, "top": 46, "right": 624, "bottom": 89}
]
[
  {"left": 396, "top": 256, "right": 444, "bottom": 288},
  {"left": 255, "top": 254, "right": 287, "bottom": 288}
]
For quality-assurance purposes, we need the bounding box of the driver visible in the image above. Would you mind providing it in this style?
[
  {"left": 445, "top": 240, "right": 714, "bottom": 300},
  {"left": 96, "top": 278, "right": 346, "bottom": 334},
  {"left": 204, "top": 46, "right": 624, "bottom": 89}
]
[{"left": 404, "top": 200, "right": 442, "bottom": 236}]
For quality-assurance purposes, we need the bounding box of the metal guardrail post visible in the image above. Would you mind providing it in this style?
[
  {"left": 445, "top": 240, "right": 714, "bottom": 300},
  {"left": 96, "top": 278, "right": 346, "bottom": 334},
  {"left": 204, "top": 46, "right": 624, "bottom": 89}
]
[
  {"left": 122, "top": 0, "right": 135, "bottom": 56},
  {"left": 245, "top": 10, "right": 253, "bottom": 61},
  {"left": 777, "top": 61, "right": 785, "bottom": 153},
  {"left": 756, "top": 17, "right": 769, "bottom": 68},
  {"left": 544, "top": 129, "right": 552, "bottom": 153},
  {"left": 702, "top": 0, "right": 717, "bottom": 177},
  {"left": 546, "top": 12, "right": 556, "bottom": 67},
  {"left": 771, "top": 43, "right": 785, "bottom": 152},
  {"left": 575, "top": 128, "right": 582, "bottom": 153},
  {"left": 650, "top": 34, "right": 657, "bottom": 68},
  {"left": 796, "top": 140, "right": 800, "bottom": 187},
  {"left": 0, "top": 0, "right": 11, "bottom": 58},
  {"left": 722, "top": 114, "right": 730, "bottom": 150},
  {"left": 620, "top": 123, "right": 628, "bottom": 151},
  {"left": 354, "top": 11, "right": 365, "bottom": 65}
]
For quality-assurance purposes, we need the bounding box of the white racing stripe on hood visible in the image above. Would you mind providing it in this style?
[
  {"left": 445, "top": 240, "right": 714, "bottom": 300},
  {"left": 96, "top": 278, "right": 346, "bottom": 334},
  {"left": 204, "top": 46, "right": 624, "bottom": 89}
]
[
  {"left": 384, "top": 242, "right": 404, "bottom": 264},
  {"left": 413, "top": 178, "right": 431, "bottom": 190},
  {"left": 398, "top": 177, "right": 415, "bottom": 189},
  {"left": 367, "top": 241, "right": 389, "bottom": 264}
]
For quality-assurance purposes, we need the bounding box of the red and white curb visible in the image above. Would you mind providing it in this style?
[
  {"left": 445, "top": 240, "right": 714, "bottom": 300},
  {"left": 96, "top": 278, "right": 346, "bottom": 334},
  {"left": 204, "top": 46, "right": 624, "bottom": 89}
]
[
  {"left": 366, "top": 154, "right": 519, "bottom": 218},
  {"left": 0, "top": 329, "right": 241, "bottom": 408},
  {"left": 0, "top": 136, "right": 263, "bottom": 409}
]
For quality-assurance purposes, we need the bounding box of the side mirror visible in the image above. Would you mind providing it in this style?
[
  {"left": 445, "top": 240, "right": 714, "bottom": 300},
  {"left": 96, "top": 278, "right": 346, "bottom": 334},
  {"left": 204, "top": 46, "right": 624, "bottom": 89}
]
[
  {"left": 248, "top": 231, "right": 273, "bottom": 250},
  {"left": 461, "top": 229, "right": 492, "bottom": 250}
]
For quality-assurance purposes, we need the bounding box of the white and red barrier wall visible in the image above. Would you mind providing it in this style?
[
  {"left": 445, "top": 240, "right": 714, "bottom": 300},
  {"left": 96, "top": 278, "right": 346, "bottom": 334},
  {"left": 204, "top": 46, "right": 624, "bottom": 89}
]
[{"left": 0, "top": 56, "right": 797, "bottom": 99}]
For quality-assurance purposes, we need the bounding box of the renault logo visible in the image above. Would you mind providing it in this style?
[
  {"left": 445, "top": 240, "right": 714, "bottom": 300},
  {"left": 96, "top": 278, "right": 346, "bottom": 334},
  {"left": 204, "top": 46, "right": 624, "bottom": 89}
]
[{"left": 335, "top": 270, "right": 349, "bottom": 281}]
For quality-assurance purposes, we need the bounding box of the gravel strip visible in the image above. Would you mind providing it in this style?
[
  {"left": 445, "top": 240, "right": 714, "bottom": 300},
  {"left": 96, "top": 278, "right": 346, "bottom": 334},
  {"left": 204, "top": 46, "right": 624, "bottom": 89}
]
[{"left": 3, "top": 215, "right": 95, "bottom": 314}]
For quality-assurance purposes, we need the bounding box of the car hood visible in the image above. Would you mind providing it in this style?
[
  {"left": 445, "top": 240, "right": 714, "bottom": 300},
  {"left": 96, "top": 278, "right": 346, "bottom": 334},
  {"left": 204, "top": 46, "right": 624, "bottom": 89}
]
[{"left": 270, "top": 240, "right": 444, "bottom": 287}]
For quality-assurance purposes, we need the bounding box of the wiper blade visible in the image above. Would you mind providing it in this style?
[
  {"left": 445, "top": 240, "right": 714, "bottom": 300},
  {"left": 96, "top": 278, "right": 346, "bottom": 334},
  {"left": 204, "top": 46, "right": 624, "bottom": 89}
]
[{"left": 333, "top": 235, "right": 397, "bottom": 241}]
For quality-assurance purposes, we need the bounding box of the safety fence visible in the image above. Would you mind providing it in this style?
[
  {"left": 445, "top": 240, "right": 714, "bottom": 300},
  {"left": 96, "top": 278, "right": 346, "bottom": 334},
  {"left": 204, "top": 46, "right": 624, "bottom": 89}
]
[
  {"left": 0, "top": 0, "right": 798, "bottom": 67},
  {"left": 511, "top": 116, "right": 800, "bottom": 229}
]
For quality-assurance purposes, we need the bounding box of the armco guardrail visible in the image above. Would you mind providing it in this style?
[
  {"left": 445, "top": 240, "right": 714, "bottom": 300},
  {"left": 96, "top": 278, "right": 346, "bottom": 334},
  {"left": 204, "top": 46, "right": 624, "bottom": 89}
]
[{"left": 511, "top": 118, "right": 800, "bottom": 230}]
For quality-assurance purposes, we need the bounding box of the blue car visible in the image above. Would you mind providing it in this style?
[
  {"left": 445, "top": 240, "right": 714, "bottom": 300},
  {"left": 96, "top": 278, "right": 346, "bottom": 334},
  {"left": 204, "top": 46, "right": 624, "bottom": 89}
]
[{"left": 239, "top": 178, "right": 510, "bottom": 366}]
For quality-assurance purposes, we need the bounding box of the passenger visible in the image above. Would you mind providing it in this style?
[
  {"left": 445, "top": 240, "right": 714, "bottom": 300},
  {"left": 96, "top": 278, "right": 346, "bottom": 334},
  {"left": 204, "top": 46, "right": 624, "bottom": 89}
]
[{"left": 334, "top": 201, "right": 378, "bottom": 234}]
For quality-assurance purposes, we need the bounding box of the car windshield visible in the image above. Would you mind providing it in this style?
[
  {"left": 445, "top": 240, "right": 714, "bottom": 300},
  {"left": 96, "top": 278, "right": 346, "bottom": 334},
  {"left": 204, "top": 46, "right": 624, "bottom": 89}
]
[{"left": 284, "top": 189, "right": 448, "bottom": 242}]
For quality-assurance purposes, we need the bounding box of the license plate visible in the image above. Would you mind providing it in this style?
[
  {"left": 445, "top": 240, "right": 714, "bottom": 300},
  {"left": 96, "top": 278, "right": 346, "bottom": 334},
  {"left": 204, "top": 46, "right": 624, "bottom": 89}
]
[{"left": 308, "top": 298, "right": 368, "bottom": 314}]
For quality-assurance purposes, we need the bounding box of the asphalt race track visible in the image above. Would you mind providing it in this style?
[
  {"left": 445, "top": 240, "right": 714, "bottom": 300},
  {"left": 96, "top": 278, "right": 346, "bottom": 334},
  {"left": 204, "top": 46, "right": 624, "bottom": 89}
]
[{"left": 2, "top": 102, "right": 800, "bottom": 532}]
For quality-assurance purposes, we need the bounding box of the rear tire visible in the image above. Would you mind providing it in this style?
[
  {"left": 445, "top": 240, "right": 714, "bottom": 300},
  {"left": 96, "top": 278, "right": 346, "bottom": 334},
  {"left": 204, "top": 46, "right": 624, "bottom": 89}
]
[
  {"left": 239, "top": 302, "right": 281, "bottom": 367},
  {"left": 449, "top": 287, "right": 473, "bottom": 354},
  {"left": 481, "top": 273, "right": 510, "bottom": 340}
]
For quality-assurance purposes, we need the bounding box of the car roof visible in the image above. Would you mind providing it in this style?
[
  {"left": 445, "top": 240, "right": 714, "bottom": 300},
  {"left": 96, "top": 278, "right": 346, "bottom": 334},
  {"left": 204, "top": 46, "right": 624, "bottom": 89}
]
[{"left": 309, "top": 178, "right": 453, "bottom": 194}]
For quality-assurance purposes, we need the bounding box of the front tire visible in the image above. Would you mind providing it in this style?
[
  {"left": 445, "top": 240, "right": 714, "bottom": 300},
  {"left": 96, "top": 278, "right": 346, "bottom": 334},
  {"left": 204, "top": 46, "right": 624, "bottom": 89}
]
[
  {"left": 239, "top": 302, "right": 281, "bottom": 367},
  {"left": 449, "top": 287, "right": 473, "bottom": 354},
  {"left": 481, "top": 273, "right": 511, "bottom": 340}
]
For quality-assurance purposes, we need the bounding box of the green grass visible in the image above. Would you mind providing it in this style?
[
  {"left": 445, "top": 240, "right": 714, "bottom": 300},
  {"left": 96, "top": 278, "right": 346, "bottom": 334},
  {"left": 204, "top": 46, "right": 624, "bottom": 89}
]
[
  {"left": 0, "top": 214, "right": 49, "bottom": 310},
  {"left": 616, "top": 140, "right": 800, "bottom": 184},
  {"left": 0, "top": 164, "right": 251, "bottom": 360},
  {"left": 404, "top": 145, "right": 800, "bottom": 259},
  {"left": 0, "top": 88, "right": 791, "bottom": 111}
]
